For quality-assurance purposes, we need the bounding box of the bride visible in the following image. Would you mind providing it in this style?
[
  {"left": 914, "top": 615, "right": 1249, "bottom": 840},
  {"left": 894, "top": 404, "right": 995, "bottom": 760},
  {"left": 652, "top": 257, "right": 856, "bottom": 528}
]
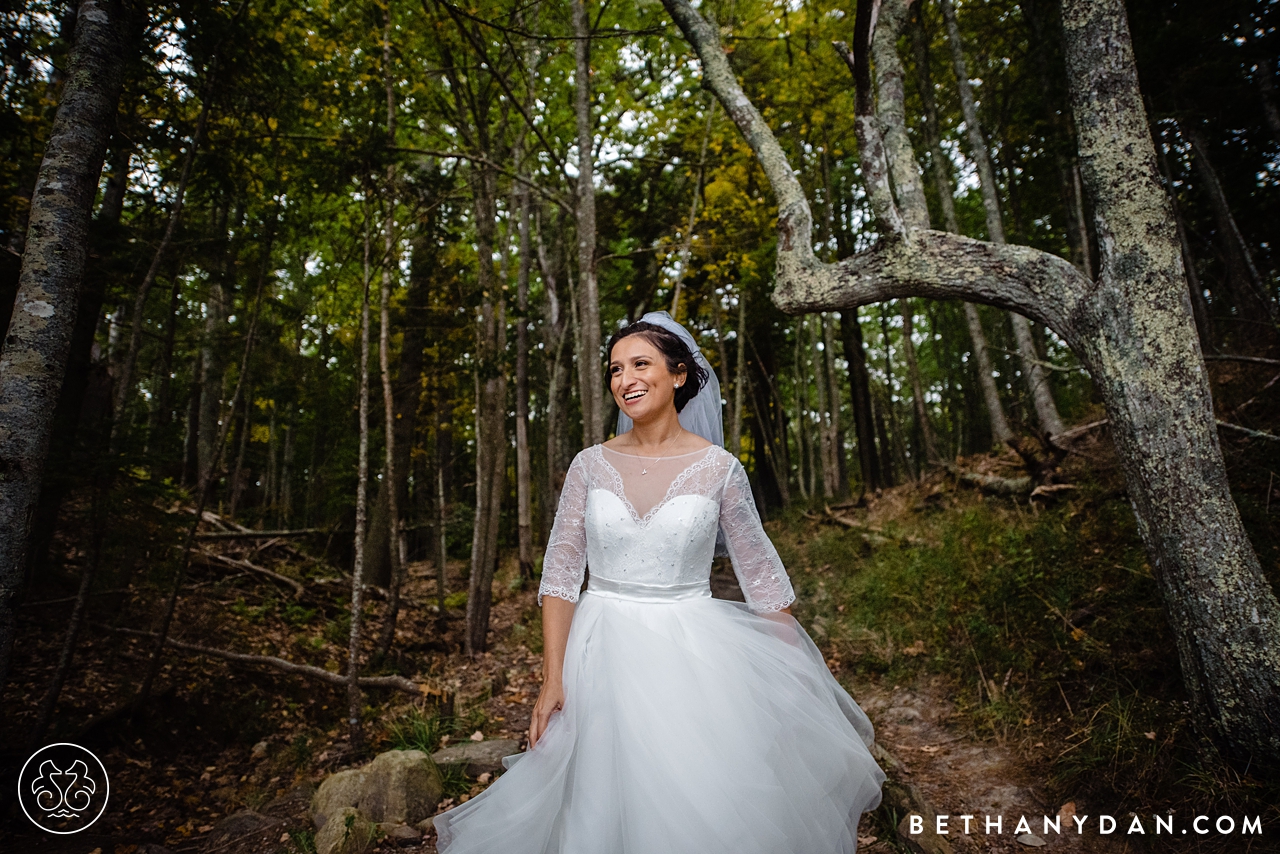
[{"left": 434, "top": 312, "right": 885, "bottom": 853}]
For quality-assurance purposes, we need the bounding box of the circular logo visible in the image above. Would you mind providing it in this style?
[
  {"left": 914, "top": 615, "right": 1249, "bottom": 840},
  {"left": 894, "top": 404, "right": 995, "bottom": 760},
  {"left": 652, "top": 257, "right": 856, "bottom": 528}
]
[{"left": 18, "top": 743, "right": 110, "bottom": 834}]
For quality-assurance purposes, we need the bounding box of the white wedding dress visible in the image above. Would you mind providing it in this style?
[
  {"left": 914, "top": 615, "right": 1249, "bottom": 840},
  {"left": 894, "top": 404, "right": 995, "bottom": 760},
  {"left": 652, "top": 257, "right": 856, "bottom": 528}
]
[{"left": 434, "top": 444, "right": 885, "bottom": 853}]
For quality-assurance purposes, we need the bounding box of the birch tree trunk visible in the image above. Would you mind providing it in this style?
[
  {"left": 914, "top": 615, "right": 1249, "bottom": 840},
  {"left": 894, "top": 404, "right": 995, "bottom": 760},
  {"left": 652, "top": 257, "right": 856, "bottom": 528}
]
[
  {"left": 907, "top": 8, "right": 1013, "bottom": 445},
  {"left": 374, "top": 13, "right": 406, "bottom": 660},
  {"left": 347, "top": 202, "right": 374, "bottom": 749},
  {"left": 663, "top": 0, "right": 1280, "bottom": 767},
  {"left": 936, "top": 0, "right": 1065, "bottom": 438},
  {"left": 0, "top": 0, "right": 126, "bottom": 696},
  {"left": 572, "top": 0, "right": 603, "bottom": 447}
]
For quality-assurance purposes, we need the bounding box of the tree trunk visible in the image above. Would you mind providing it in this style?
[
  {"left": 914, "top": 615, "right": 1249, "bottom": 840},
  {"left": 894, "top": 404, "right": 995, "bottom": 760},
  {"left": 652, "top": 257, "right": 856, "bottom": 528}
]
[
  {"left": 1184, "top": 123, "right": 1273, "bottom": 321},
  {"left": 663, "top": 0, "right": 1280, "bottom": 767},
  {"left": 465, "top": 164, "right": 507, "bottom": 657},
  {"left": 198, "top": 204, "right": 237, "bottom": 481},
  {"left": 670, "top": 97, "right": 715, "bottom": 320},
  {"left": 112, "top": 97, "right": 209, "bottom": 441},
  {"left": 840, "top": 312, "right": 882, "bottom": 493},
  {"left": 536, "top": 210, "right": 571, "bottom": 537},
  {"left": 515, "top": 185, "right": 535, "bottom": 580},
  {"left": 0, "top": 0, "right": 126, "bottom": 696},
  {"left": 731, "top": 293, "right": 746, "bottom": 455},
  {"left": 347, "top": 202, "right": 374, "bottom": 749},
  {"left": 898, "top": 299, "right": 937, "bottom": 468},
  {"left": 571, "top": 0, "right": 603, "bottom": 447},
  {"left": 936, "top": 0, "right": 1065, "bottom": 438},
  {"left": 1156, "top": 124, "right": 1213, "bottom": 350},
  {"left": 374, "top": 16, "right": 407, "bottom": 661},
  {"left": 908, "top": 8, "right": 1013, "bottom": 445}
]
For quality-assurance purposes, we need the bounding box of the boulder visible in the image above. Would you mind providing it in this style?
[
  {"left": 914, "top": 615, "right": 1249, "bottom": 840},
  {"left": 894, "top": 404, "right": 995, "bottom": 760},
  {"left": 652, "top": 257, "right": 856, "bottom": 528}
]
[
  {"left": 314, "top": 806, "right": 376, "bottom": 854},
  {"left": 431, "top": 739, "right": 522, "bottom": 777},
  {"left": 312, "top": 749, "right": 443, "bottom": 830},
  {"left": 312, "top": 767, "right": 368, "bottom": 829},
  {"left": 358, "top": 749, "right": 443, "bottom": 825}
]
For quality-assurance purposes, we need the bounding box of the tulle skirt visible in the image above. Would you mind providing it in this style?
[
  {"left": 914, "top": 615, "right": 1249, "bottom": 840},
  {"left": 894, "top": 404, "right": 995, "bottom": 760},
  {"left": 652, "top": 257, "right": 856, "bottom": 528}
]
[{"left": 434, "top": 586, "right": 886, "bottom": 854}]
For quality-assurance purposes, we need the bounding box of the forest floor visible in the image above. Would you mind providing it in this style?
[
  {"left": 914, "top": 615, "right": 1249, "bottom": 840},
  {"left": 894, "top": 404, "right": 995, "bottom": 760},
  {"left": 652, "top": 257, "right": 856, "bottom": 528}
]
[{"left": 4, "top": 425, "right": 1280, "bottom": 853}]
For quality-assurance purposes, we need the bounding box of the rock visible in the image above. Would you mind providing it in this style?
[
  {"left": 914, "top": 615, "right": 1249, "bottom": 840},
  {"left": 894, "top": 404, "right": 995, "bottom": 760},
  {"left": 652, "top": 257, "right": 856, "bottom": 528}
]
[
  {"left": 313, "top": 750, "right": 443, "bottom": 830},
  {"left": 379, "top": 822, "right": 422, "bottom": 846},
  {"left": 1017, "top": 834, "right": 1047, "bottom": 847},
  {"left": 431, "top": 738, "right": 522, "bottom": 777},
  {"left": 313, "top": 806, "right": 376, "bottom": 854},
  {"left": 358, "top": 749, "right": 444, "bottom": 824},
  {"left": 313, "top": 767, "right": 368, "bottom": 829},
  {"left": 201, "top": 810, "right": 284, "bottom": 852},
  {"left": 251, "top": 740, "right": 270, "bottom": 759},
  {"left": 897, "top": 812, "right": 953, "bottom": 854}
]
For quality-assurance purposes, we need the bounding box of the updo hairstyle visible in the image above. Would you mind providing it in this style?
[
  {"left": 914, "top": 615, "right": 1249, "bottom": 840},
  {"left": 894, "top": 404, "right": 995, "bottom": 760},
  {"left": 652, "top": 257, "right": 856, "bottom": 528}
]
[{"left": 605, "top": 321, "right": 709, "bottom": 413}]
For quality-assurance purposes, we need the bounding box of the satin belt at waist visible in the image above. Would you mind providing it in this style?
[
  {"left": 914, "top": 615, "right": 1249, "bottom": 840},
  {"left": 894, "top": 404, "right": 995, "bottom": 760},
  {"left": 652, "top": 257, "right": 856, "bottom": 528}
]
[{"left": 585, "top": 575, "right": 712, "bottom": 603}]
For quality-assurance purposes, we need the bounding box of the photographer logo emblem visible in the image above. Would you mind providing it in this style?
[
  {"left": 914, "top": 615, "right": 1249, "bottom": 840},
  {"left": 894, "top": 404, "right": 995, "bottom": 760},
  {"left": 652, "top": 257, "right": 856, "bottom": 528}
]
[{"left": 18, "top": 743, "right": 110, "bottom": 834}]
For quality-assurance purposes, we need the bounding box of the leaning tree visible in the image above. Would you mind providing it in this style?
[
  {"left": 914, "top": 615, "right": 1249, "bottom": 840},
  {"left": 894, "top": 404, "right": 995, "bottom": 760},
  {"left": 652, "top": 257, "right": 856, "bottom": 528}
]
[
  {"left": 661, "top": 0, "right": 1280, "bottom": 767},
  {"left": 0, "top": 0, "right": 129, "bottom": 698}
]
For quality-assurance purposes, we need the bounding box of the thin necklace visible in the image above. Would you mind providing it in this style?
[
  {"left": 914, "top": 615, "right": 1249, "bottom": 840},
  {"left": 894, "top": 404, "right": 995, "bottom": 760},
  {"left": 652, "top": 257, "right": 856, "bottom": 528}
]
[{"left": 637, "top": 434, "right": 679, "bottom": 475}]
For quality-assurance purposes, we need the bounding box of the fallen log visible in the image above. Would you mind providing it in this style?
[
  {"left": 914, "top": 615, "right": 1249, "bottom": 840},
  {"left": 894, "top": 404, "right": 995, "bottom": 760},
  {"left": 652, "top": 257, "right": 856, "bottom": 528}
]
[
  {"left": 941, "top": 463, "right": 1032, "bottom": 496},
  {"left": 196, "top": 528, "right": 331, "bottom": 540},
  {"left": 107, "top": 626, "right": 423, "bottom": 696},
  {"left": 197, "top": 551, "right": 306, "bottom": 599}
]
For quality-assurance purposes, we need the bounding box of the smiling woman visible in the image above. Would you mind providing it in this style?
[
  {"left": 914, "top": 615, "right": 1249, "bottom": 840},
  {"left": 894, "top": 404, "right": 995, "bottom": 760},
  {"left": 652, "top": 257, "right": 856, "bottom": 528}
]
[{"left": 432, "top": 311, "right": 885, "bottom": 854}]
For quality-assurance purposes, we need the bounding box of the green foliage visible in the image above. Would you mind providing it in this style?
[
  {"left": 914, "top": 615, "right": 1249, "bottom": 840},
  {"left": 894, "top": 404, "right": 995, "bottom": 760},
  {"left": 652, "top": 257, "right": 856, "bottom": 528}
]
[{"left": 780, "top": 476, "right": 1279, "bottom": 820}]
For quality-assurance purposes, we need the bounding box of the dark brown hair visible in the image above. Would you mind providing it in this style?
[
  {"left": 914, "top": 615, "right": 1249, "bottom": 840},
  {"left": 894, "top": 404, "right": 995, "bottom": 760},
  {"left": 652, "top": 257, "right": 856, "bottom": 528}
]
[{"left": 605, "top": 321, "right": 709, "bottom": 413}]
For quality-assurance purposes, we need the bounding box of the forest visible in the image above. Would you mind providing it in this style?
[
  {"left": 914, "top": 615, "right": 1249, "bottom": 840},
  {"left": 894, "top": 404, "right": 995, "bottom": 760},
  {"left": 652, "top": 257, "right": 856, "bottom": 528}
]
[{"left": 2, "top": 0, "right": 1280, "bottom": 851}]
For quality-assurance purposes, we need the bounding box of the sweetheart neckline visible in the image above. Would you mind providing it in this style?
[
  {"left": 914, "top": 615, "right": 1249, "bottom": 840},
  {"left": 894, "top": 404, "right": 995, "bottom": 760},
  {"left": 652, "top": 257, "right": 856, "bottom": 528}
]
[{"left": 593, "top": 444, "right": 722, "bottom": 527}]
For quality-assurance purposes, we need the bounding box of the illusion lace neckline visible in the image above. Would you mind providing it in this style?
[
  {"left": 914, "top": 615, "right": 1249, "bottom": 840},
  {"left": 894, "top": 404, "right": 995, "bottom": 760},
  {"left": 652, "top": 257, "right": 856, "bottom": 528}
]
[{"left": 593, "top": 444, "right": 722, "bottom": 526}]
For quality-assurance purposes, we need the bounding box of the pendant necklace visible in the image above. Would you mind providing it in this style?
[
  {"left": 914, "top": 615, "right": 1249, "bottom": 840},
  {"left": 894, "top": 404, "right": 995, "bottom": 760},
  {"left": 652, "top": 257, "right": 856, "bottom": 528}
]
[{"left": 640, "top": 435, "right": 677, "bottom": 476}]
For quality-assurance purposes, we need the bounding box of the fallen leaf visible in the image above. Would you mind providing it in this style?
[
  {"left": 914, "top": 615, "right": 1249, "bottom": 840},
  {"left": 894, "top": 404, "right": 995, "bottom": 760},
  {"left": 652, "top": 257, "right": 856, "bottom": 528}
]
[
  {"left": 856, "top": 835, "right": 877, "bottom": 845},
  {"left": 470, "top": 730, "right": 484, "bottom": 742},
  {"left": 1058, "top": 801, "right": 1076, "bottom": 823},
  {"left": 902, "top": 640, "right": 926, "bottom": 656},
  {"left": 1017, "top": 833, "right": 1047, "bottom": 847},
  {"left": 1144, "top": 731, "right": 1156, "bottom": 740}
]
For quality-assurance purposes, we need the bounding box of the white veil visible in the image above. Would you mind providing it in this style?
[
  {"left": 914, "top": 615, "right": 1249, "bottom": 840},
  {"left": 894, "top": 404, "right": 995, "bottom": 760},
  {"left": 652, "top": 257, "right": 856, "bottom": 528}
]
[{"left": 615, "top": 311, "right": 724, "bottom": 447}]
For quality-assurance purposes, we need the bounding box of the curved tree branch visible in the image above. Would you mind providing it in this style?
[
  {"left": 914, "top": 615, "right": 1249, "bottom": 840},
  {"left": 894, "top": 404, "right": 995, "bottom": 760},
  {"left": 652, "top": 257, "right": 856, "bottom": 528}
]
[{"left": 660, "top": 0, "right": 1090, "bottom": 346}]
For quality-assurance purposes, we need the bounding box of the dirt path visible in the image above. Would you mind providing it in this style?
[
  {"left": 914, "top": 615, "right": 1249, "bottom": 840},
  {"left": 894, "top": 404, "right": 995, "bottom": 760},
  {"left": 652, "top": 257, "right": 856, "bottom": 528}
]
[{"left": 854, "top": 675, "right": 1133, "bottom": 854}]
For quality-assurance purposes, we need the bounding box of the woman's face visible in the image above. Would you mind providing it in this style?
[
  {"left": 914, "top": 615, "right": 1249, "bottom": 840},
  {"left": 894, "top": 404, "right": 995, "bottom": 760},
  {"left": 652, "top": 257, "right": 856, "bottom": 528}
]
[{"left": 609, "top": 335, "right": 685, "bottom": 424}]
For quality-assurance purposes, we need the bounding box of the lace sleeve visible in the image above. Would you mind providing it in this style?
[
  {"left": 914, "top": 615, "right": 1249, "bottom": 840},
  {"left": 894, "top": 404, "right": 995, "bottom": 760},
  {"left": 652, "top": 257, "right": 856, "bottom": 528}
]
[
  {"left": 719, "top": 458, "right": 796, "bottom": 614},
  {"left": 538, "top": 451, "right": 589, "bottom": 606}
]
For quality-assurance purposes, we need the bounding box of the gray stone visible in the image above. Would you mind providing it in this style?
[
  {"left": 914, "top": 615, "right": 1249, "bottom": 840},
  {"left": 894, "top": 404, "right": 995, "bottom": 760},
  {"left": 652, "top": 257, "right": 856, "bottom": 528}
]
[
  {"left": 431, "top": 738, "right": 522, "bottom": 777},
  {"left": 1016, "top": 834, "right": 1047, "bottom": 848},
  {"left": 358, "top": 749, "right": 443, "bottom": 825},
  {"left": 897, "top": 812, "right": 953, "bottom": 854},
  {"left": 379, "top": 822, "right": 423, "bottom": 845},
  {"left": 312, "top": 767, "right": 368, "bottom": 829},
  {"left": 313, "top": 750, "right": 444, "bottom": 832},
  {"left": 314, "top": 806, "right": 376, "bottom": 854}
]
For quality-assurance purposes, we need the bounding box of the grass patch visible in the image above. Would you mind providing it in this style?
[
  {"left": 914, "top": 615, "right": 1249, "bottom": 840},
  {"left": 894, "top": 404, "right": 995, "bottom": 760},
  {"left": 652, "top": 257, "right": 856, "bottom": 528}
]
[{"left": 774, "top": 469, "right": 1280, "bottom": 832}]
